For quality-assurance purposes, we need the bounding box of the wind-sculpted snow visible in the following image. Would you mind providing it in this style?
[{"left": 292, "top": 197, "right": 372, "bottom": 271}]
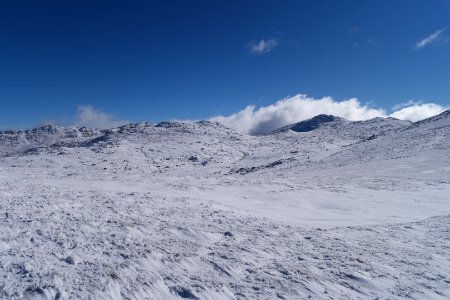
[{"left": 0, "top": 112, "right": 449, "bottom": 299}]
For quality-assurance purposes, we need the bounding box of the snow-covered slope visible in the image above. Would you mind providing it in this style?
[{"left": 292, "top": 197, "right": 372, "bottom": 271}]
[
  {"left": 0, "top": 112, "right": 449, "bottom": 299},
  {"left": 320, "top": 109, "right": 450, "bottom": 167},
  {"left": 0, "top": 125, "right": 101, "bottom": 157}
]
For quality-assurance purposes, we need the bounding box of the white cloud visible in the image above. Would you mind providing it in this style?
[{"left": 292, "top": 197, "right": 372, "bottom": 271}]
[
  {"left": 414, "top": 28, "right": 445, "bottom": 49},
  {"left": 74, "top": 105, "right": 127, "bottom": 129},
  {"left": 390, "top": 102, "right": 446, "bottom": 122},
  {"left": 248, "top": 38, "right": 279, "bottom": 54},
  {"left": 210, "top": 94, "right": 447, "bottom": 135},
  {"left": 211, "top": 94, "right": 386, "bottom": 135}
]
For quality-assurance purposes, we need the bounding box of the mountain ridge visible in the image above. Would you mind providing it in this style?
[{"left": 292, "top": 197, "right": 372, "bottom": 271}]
[{"left": 1, "top": 110, "right": 447, "bottom": 137}]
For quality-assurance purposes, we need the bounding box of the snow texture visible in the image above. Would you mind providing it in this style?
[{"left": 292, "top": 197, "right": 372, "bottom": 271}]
[{"left": 0, "top": 111, "right": 449, "bottom": 299}]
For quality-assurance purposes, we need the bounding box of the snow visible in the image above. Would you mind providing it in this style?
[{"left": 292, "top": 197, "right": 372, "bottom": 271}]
[{"left": 0, "top": 112, "right": 449, "bottom": 299}]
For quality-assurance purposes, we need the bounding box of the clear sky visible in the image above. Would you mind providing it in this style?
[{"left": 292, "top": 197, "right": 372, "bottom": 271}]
[{"left": 0, "top": 0, "right": 449, "bottom": 130}]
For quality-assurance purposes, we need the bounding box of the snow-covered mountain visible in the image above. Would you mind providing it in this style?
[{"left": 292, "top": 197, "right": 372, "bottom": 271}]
[
  {"left": 0, "top": 112, "right": 449, "bottom": 299},
  {"left": 268, "top": 114, "right": 346, "bottom": 133},
  {"left": 0, "top": 125, "right": 101, "bottom": 157},
  {"left": 268, "top": 114, "right": 411, "bottom": 141}
]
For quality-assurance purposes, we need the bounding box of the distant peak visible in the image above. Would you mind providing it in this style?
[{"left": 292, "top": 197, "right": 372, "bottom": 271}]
[
  {"left": 155, "top": 120, "right": 234, "bottom": 132},
  {"left": 309, "top": 114, "right": 339, "bottom": 122},
  {"left": 31, "top": 124, "right": 60, "bottom": 133},
  {"left": 289, "top": 114, "right": 343, "bottom": 132},
  {"left": 355, "top": 117, "right": 411, "bottom": 125},
  {"left": 195, "top": 120, "right": 231, "bottom": 130},
  {"left": 195, "top": 120, "right": 219, "bottom": 126},
  {"left": 155, "top": 121, "right": 184, "bottom": 128},
  {"left": 270, "top": 114, "right": 343, "bottom": 134}
]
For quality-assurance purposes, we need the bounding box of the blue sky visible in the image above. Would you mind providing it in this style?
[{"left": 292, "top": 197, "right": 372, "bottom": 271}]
[{"left": 0, "top": 0, "right": 449, "bottom": 131}]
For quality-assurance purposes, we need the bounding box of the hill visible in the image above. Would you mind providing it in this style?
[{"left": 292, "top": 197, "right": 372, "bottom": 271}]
[{"left": 0, "top": 112, "right": 449, "bottom": 299}]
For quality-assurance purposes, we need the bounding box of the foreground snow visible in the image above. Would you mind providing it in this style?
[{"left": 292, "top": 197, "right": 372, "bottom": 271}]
[{"left": 0, "top": 112, "right": 449, "bottom": 299}]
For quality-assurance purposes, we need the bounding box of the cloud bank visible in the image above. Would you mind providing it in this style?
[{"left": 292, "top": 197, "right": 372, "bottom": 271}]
[
  {"left": 414, "top": 28, "right": 445, "bottom": 49},
  {"left": 248, "top": 38, "right": 279, "bottom": 54},
  {"left": 210, "top": 94, "right": 447, "bottom": 135},
  {"left": 390, "top": 102, "right": 446, "bottom": 122},
  {"left": 74, "top": 105, "right": 127, "bottom": 129}
]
